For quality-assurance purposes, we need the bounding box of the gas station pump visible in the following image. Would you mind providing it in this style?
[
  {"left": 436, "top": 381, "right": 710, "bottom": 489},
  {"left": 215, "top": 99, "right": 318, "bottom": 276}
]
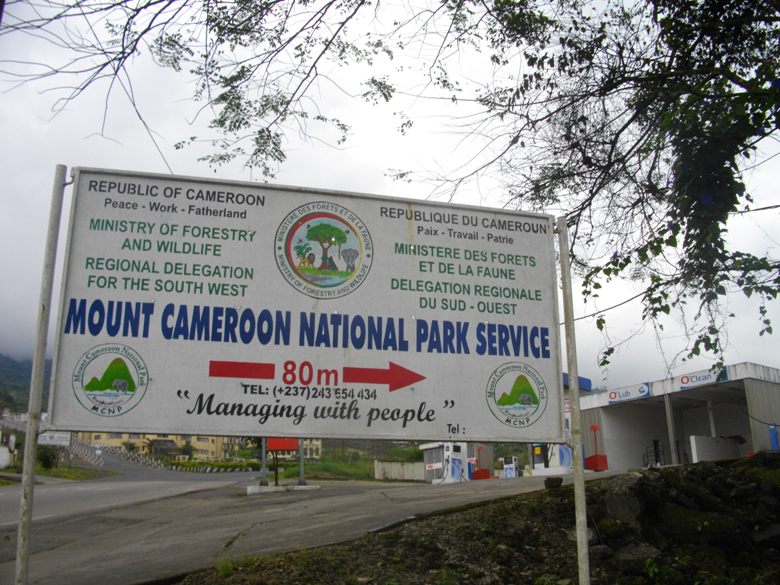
[
  {"left": 441, "top": 442, "right": 469, "bottom": 483},
  {"left": 502, "top": 456, "right": 518, "bottom": 478}
]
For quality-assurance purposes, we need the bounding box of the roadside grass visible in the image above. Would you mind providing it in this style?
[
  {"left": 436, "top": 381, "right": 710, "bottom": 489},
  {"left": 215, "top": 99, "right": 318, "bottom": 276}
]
[
  {"left": 282, "top": 458, "right": 374, "bottom": 481},
  {"left": 214, "top": 555, "right": 237, "bottom": 577},
  {"left": 1, "top": 464, "right": 119, "bottom": 485},
  {"left": 0, "top": 476, "right": 19, "bottom": 487},
  {"left": 37, "top": 466, "right": 120, "bottom": 481},
  {"left": 173, "top": 460, "right": 262, "bottom": 472}
]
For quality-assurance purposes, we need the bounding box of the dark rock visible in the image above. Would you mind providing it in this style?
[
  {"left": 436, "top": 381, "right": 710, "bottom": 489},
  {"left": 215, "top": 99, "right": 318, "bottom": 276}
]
[
  {"left": 657, "top": 502, "right": 742, "bottom": 545},
  {"left": 752, "top": 523, "right": 780, "bottom": 546},
  {"left": 545, "top": 476, "right": 564, "bottom": 489},
  {"left": 596, "top": 517, "right": 633, "bottom": 545},
  {"left": 611, "top": 543, "right": 661, "bottom": 574},
  {"left": 604, "top": 472, "right": 643, "bottom": 532},
  {"left": 588, "top": 544, "right": 612, "bottom": 560}
]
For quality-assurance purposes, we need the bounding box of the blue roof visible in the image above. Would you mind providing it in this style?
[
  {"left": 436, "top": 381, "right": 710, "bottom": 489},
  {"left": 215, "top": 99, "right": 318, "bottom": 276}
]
[{"left": 562, "top": 372, "right": 592, "bottom": 392}]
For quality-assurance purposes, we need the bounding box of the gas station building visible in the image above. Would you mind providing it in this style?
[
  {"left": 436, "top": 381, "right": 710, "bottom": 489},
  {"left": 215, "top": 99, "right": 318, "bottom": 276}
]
[{"left": 579, "top": 362, "right": 780, "bottom": 470}]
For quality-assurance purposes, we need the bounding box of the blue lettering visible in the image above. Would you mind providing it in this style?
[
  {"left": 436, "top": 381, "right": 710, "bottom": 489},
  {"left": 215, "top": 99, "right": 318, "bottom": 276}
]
[
  {"left": 240, "top": 308, "right": 255, "bottom": 344},
  {"left": 350, "top": 316, "right": 366, "bottom": 349},
  {"left": 64, "top": 298, "right": 87, "bottom": 334},
  {"left": 88, "top": 300, "right": 105, "bottom": 336},
  {"left": 270, "top": 310, "right": 291, "bottom": 345},
  {"left": 416, "top": 319, "right": 469, "bottom": 354},
  {"left": 223, "top": 308, "right": 238, "bottom": 343},
  {"left": 366, "top": 317, "right": 383, "bottom": 349},
  {"left": 299, "top": 312, "right": 315, "bottom": 347},
  {"left": 161, "top": 303, "right": 175, "bottom": 338},
  {"left": 475, "top": 323, "right": 550, "bottom": 358},
  {"left": 416, "top": 319, "right": 429, "bottom": 352},
  {"left": 211, "top": 307, "right": 224, "bottom": 340},
  {"left": 174, "top": 305, "right": 190, "bottom": 339},
  {"left": 396, "top": 318, "right": 410, "bottom": 352},
  {"left": 315, "top": 314, "right": 331, "bottom": 346},
  {"left": 299, "top": 311, "right": 408, "bottom": 351},
  {"left": 64, "top": 298, "right": 154, "bottom": 338},
  {"left": 190, "top": 305, "right": 210, "bottom": 340},
  {"left": 382, "top": 319, "right": 399, "bottom": 351}
]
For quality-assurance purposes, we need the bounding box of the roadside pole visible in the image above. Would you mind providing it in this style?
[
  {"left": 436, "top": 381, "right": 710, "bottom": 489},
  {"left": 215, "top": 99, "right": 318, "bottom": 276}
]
[
  {"left": 298, "top": 439, "right": 306, "bottom": 486},
  {"left": 259, "top": 437, "right": 269, "bottom": 486},
  {"left": 16, "top": 164, "right": 68, "bottom": 585},
  {"left": 556, "top": 216, "right": 591, "bottom": 585}
]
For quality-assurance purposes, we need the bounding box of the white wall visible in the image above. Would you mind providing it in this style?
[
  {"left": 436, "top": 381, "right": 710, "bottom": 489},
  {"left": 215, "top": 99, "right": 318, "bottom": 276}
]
[
  {"left": 374, "top": 460, "right": 425, "bottom": 481},
  {"left": 678, "top": 403, "right": 752, "bottom": 458},
  {"left": 601, "top": 404, "right": 670, "bottom": 470},
  {"left": 0, "top": 446, "right": 11, "bottom": 469}
]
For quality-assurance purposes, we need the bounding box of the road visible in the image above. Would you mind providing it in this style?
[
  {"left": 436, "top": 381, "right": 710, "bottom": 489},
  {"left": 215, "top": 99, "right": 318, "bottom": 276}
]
[
  {"left": 0, "top": 458, "right": 619, "bottom": 585},
  {"left": 0, "top": 451, "right": 259, "bottom": 528}
]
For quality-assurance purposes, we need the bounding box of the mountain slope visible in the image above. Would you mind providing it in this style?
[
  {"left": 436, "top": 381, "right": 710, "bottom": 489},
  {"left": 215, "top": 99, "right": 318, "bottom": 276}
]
[{"left": 0, "top": 354, "right": 51, "bottom": 411}]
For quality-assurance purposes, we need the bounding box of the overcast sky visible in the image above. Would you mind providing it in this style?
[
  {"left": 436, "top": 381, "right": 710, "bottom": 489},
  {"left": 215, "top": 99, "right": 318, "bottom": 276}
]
[{"left": 1, "top": 16, "right": 778, "bottom": 391}]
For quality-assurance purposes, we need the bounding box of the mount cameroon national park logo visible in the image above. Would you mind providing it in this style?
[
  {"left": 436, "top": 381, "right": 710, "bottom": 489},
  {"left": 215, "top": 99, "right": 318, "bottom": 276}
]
[
  {"left": 275, "top": 201, "right": 373, "bottom": 299},
  {"left": 72, "top": 344, "right": 148, "bottom": 417},
  {"left": 486, "top": 362, "right": 548, "bottom": 428}
]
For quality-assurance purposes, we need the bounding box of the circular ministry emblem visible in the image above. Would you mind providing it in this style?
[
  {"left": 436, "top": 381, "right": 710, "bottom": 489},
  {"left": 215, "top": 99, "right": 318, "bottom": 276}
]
[
  {"left": 72, "top": 344, "right": 149, "bottom": 417},
  {"left": 486, "top": 362, "right": 548, "bottom": 428},
  {"left": 275, "top": 201, "right": 373, "bottom": 299}
]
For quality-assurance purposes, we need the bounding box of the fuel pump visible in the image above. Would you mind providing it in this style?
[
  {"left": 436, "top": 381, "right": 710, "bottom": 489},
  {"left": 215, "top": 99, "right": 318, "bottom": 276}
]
[
  {"left": 502, "top": 456, "right": 518, "bottom": 478},
  {"left": 441, "top": 442, "right": 469, "bottom": 483}
]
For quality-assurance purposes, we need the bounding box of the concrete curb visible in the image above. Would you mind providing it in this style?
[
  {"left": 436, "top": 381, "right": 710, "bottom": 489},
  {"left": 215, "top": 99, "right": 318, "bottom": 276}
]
[{"left": 246, "top": 484, "right": 321, "bottom": 495}]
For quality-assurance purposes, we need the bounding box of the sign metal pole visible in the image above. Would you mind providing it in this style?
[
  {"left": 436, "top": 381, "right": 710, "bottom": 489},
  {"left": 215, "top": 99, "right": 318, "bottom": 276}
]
[
  {"left": 259, "top": 437, "right": 269, "bottom": 486},
  {"left": 16, "top": 164, "right": 68, "bottom": 585},
  {"left": 556, "top": 216, "right": 591, "bottom": 585},
  {"left": 298, "top": 438, "right": 306, "bottom": 486}
]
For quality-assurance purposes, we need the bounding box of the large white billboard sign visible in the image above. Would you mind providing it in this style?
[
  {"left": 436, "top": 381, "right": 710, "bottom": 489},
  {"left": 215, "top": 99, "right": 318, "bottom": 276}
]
[{"left": 49, "top": 168, "right": 563, "bottom": 441}]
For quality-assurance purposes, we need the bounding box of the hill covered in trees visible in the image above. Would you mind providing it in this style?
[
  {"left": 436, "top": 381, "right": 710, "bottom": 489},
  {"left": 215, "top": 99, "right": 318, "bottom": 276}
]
[{"left": 0, "top": 354, "right": 50, "bottom": 412}]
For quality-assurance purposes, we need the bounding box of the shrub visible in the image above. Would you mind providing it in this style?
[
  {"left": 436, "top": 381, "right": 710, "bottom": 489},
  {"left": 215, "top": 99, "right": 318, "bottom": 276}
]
[{"left": 37, "top": 445, "right": 59, "bottom": 470}]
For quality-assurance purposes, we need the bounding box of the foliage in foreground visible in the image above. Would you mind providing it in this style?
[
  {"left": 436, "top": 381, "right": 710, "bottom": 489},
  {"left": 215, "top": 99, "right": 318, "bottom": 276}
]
[{"left": 2, "top": 1, "right": 778, "bottom": 364}]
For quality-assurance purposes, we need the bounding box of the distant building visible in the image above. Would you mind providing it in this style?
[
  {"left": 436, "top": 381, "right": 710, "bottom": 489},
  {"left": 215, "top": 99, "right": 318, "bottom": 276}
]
[
  {"left": 579, "top": 362, "right": 780, "bottom": 470},
  {"left": 267, "top": 439, "right": 322, "bottom": 461},
  {"left": 75, "top": 431, "right": 243, "bottom": 461},
  {"left": 76, "top": 432, "right": 322, "bottom": 462}
]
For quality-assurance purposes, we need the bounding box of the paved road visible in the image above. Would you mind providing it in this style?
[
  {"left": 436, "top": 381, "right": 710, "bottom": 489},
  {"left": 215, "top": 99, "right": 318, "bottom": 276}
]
[
  {"left": 0, "top": 452, "right": 259, "bottom": 527},
  {"left": 0, "top": 468, "right": 618, "bottom": 585}
]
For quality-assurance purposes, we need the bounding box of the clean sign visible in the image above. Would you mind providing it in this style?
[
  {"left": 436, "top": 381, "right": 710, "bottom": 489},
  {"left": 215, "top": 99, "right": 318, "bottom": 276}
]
[{"left": 48, "top": 168, "right": 563, "bottom": 442}]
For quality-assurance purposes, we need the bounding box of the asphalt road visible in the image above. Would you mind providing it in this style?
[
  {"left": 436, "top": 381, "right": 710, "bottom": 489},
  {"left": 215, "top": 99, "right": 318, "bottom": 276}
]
[
  {"left": 0, "top": 452, "right": 259, "bottom": 528},
  {"left": 0, "top": 464, "right": 600, "bottom": 585}
]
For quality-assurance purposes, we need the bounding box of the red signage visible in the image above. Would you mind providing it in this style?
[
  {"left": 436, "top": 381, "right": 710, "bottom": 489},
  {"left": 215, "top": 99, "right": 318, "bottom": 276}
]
[{"left": 267, "top": 437, "right": 299, "bottom": 451}]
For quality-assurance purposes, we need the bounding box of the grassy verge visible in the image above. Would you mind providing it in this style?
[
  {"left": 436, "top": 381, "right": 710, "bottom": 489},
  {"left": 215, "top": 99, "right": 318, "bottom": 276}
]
[
  {"left": 172, "top": 460, "right": 262, "bottom": 471},
  {"left": 0, "top": 466, "right": 118, "bottom": 487},
  {"left": 37, "top": 466, "right": 120, "bottom": 481},
  {"left": 282, "top": 458, "right": 374, "bottom": 481}
]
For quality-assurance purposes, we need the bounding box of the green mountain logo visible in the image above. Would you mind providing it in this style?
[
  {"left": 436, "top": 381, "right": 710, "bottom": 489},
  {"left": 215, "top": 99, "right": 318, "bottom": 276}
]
[
  {"left": 496, "top": 375, "right": 539, "bottom": 407},
  {"left": 84, "top": 358, "right": 136, "bottom": 393}
]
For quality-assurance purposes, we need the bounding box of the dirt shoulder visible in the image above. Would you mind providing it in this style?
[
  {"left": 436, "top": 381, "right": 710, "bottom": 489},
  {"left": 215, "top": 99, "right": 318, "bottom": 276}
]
[{"left": 178, "top": 453, "right": 780, "bottom": 585}]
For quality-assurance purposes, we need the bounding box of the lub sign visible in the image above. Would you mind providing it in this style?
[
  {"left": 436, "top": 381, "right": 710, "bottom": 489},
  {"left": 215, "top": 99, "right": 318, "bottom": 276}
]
[{"left": 48, "top": 168, "right": 564, "bottom": 442}]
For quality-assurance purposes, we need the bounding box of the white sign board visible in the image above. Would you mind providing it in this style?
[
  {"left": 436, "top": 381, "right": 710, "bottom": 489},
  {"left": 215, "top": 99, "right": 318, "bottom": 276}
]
[
  {"left": 38, "top": 431, "right": 72, "bottom": 447},
  {"left": 677, "top": 367, "right": 729, "bottom": 390},
  {"left": 49, "top": 168, "right": 563, "bottom": 442},
  {"left": 607, "top": 383, "right": 651, "bottom": 404}
]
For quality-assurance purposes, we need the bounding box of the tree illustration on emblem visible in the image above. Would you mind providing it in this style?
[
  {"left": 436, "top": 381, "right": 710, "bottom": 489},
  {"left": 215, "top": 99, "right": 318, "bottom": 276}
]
[
  {"left": 306, "top": 223, "right": 347, "bottom": 270},
  {"left": 293, "top": 239, "right": 313, "bottom": 266}
]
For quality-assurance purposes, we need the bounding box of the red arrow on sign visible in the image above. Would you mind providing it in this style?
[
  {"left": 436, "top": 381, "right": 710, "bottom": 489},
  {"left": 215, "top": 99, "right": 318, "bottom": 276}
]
[
  {"left": 209, "top": 360, "right": 275, "bottom": 379},
  {"left": 342, "top": 362, "right": 426, "bottom": 392}
]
